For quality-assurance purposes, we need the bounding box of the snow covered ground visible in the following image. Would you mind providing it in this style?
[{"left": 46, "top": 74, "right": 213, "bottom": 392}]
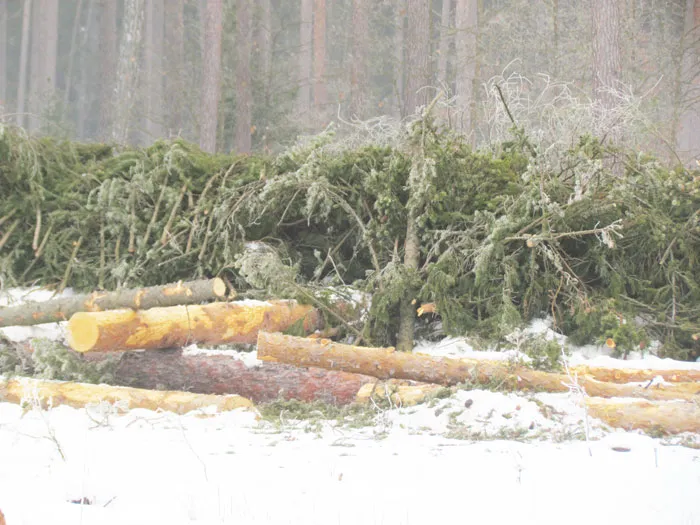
[{"left": 1, "top": 288, "right": 699, "bottom": 524}]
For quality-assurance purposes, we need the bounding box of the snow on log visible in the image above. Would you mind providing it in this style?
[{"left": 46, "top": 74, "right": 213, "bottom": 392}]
[
  {"left": 571, "top": 365, "right": 700, "bottom": 384},
  {"left": 257, "top": 332, "right": 700, "bottom": 402},
  {"left": 0, "top": 376, "right": 253, "bottom": 414},
  {"left": 0, "top": 278, "right": 227, "bottom": 327},
  {"left": 68, "top": 300, "right": 320, "bottom": 353},
  {"left": 585, "top": 398, "right": 700, "bottom": 434},
  {"left": 110, "top": 348, "right": 374, "bottom": 404}
]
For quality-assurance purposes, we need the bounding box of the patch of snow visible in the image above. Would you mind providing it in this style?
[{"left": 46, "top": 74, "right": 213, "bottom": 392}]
[{"left": 413, "top": 336, "right": 531, "bottom": 363}]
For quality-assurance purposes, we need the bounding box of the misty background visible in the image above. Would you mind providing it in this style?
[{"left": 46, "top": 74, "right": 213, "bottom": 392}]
[{"left": 0, "top": 0, "right": 698, "bottom": 163}]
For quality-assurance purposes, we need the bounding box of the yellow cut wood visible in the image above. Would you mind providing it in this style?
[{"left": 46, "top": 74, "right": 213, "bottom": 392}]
[
  {"left": 257, "top": 332, "right": 700, "bottom": 402},
  {"left": 585, "top": 397, "right": 700, "bottom": 434},
  {"left": 69, "top": 300, "right": 320, "bottom": 353},
  {"left": 0, "top": 377, "right": 253, "bottom": 414},
  {"left": 571, "top": 365, "right": 700, "bottom": 384},
  {"left": 356, "top": 381, "right": 442, "bottom": 406}
]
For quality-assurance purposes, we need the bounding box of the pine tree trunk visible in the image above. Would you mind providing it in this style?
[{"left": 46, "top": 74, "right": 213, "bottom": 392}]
[
  {"left": 98, "top": 0, "right": 117, "bottom": 140},
  {"left": 0, "top": 0, "right": 6, "bottom": 111},
  {"left": 592, "top": 0, "right": 621, "bottom": 108},
  {"left": 677, "top": 0, "right": 700, "bottom": 164},
  {"left": 313, "top": 0, "right": 327, "bottom": 109},
  {"left": 16, "top": 0, "right": 32, "bottom": 127},
  {"left": 404, "top": 0, "right": 430, "bottom": 115},
  {"left": 28, "top": 0, "right": 59, "bottom": 132},
  {"left": 396, "top": 217, "right": 420, "bottom": 352},
  {"left": 349, "top": 0, "right": 369, "bottom": 118},
  {"left": 298, "top": 0, "right": 313, "bottom": 119},
  {"left": 235, "top": 0, "right": 253, "bottom": 153},
  {"left": 199, "top": 0, "right": 223, "bottom": 153},
  {"left": 164, "top": 0, "right": 185, "bottom": 135},
  {"left": 455, "top": 0, "right": 477, "bottom": 135},
  {"left": 437, "top": 0, "right": 452, "bottom": 88},
  {"left": 256, "top": 0, "right": 272, "bottom": 90},
  {"left": 144, "top": 0, "right": 165, "bottom": 143},
  {"left": 76, "top": 3, "right": 98, "bottom": 140},
  {"left": 113, "top": 0, "right": 145, "bottom": 144},
  {"left": 394, "top": 0, "right": 405, "bottom": 117}
]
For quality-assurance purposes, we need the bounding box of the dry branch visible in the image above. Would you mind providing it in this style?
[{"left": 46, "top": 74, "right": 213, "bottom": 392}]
[
  {"left": 585, "top": 398, "right": 700, "bottom": 434},
  {"left": 69, "top": 300, "right": 321, "bottom": 353},
  {"left": 256, "top": 332, "right": 700, "bottom": 402},
  {"left": 0, "top": 278, "right": 227, "bottom": 328},
  {"left": 0, "top": 376, "right": 253, "bottom": 414}
]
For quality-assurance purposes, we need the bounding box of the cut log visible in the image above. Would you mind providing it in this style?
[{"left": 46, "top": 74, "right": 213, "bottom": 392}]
[
  {"left": 571, "top": 365, "right": 700, "bottom": 384},
  {"left": 0, "top": 278, "right": 227, "bottom": 328},
  {"left": 68, "top": 300, "right": 321, "bottom": 353},
  {"left": 356, "top": 381, "right": 443, "bottom": 407},
  {"left": 111, "top": 348, "right": 374, "bottom": 404},
  {"left": 585, "top": 398, "right": 700, "bottom": 434},
  {"left": 257, "top": 332, "right": 700, "bottom": 402},
  {"left": 0, "top": 376, "right": 253, "bottom": 414}
]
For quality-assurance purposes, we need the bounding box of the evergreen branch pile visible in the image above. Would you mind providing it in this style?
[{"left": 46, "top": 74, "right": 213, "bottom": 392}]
[{"left": 1, "top": 121, "right": 698, "bottom": 360}]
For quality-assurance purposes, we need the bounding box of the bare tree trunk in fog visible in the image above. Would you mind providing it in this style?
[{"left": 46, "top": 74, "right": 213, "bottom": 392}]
[
  {"left": 199, "top": 0, "right": 223, "bottom": 153},
  {"left": 552, "top": 0, "right": 559, "bottom": 77},
  {"left": 99, "top": 0, "right": 117, "bottom": 140},
  {"left": 677, "top": 0, "right": 700, "bottom": 164},
  {"left": 256, "top": 0, "right": 272, "bottom": 89},
  {"left": 62, "top": 0, "right": 84, "bottom": 123},
  {"left": 144, "top": 0, "right": 165, "bottom": 143},
  {"left": 592, "top": 0, "right": 622, "bottom": 108},
  {"left": 394, "top": 0, "right": 405, "bottom": 117},
  {"left": 113, "top": 0, "right": 145, "bottom": 144},
  {"left": 164, "top": 0, "right": 185, "bottom": 136},
  {"left": 313, "top": 0, "right": 327, "bottom": 110},
  {"left": 235, "top": 0, "right": 253, "bottom": 153},
  {"left": 28, "top": 0, "right": 59, "bottom": 132},
  {"left": 16, "top": 0, "right": 32, "bottom": 127},
  {"left": 437, "top": 0, "right": 452, "bottom": 88},
  {"left": 77, "top": 4, "right": 98, "bottom": 140},
  {"left": 455, "top": 0, "right": 477, "bottom": 135},
  {"left": 298, "top": 0, "right": 313, "bottom": 118},
  {"left": 0, "top": 0, "right": 6, "bottom": 111},
  {"left": 349, "top": 0, "right": 369, "bottom": 118},
  {"left": 404, "top": 0, "right": 430, "bottom": 115}
]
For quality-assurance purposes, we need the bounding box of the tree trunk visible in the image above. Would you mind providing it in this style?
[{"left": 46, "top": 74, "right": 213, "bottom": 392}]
[
  {"left": 113, "top": 0, "right": 145, "bottom": 144},
  {"left": 98, "top": 0, "right": 118, "bottom": 140},
  {"left": 437, "top": 0, "right": 452, "bottom": 88},
  {"left": 394, "top": 0, "right": 405, "bottom": 117},
  {"left": 256, "top": 0, "right": 272, "bottom": 99},
  {"left": 571, "top": 364, "right": 700, "bottom": 384},
  {"left": 256, "top": 332, "right": 700, "bottom": 402},
  {"left": 16, "top": 0, "right": 32, "bottom": 128},
  {"left": 143, "top": 0, "right": 165, "bottom": 143},
  {"left": 348, "top": 0, "right": 369, "bottom": 118},
  {"left": 592, "top": 0, "right": 622, "bottom": 108},
  {"left": 164, "top": 0, "right": 185, "bottom": 136},
  {"left": 199, "top": 0, "right": 223, "bottom": 153},
  {"left": 677, "top": 0, "right": 700, "bottom": 165},
  {"left": 356, "top": 380, "right": 441, "bottom": 407},
  {"left": 0, "top": 0, "right": 6, "bottom": 112},
  {"left": 0, "top": 278, "right": 227, "bottom": 328},
  {"left": 585, "top": 398, "right": 700, "bottom": 435},
  {"left": 298, "top": 0, "right": 313, "bottom": 119},
  {"left": 68, "top": 301, "right": 321, "bottom": 353},
  {"left": 455, "top": 0, "right": 477, "bottom": 135},
  {"left": 404, "top": 0, "right": 430, "bottom": 115},
  {"left": 396, "top": 216, "right": 420, "bottom": 352},
  {"left": 313, "top": 0, "right": 327, "bottom": 110},
  {"left": 235, "top": 0, "right": 253, "bottom": 154},
  {"left": 0, "top": 377, "right": 252, "bottom": 414},
  {"left": 28, "top": 0, "right": 59, "bottom": 132},
  {"left": 112, "top": 349, "right": 374, "bottom": 404}
]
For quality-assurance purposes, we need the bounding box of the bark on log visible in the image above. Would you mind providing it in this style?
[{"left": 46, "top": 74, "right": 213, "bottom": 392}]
[
  {"left": 0, "top": 376, "right": 253, "bottom": 414},
  {"left": 257, "top": 332, "right": 700, "bottom": 402},
  {"left": 571, "top": 365, "right": 700, "bottom": 384},
  {"left": 110, "top": 348, "right": 373, "bottom": 404},
  {"left": 585, "top": 398, "right": 700, "bottom": 434},
  {"left": 0, "top": 278, "right": 227, "bottom": 327},
  {"left": 68, "top": 300, "right": 320, "bottom": 353}
]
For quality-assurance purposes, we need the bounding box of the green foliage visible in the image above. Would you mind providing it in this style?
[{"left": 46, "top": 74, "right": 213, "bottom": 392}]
[{"left": 31, "top": 339, "right": 119, "bottom": 384}]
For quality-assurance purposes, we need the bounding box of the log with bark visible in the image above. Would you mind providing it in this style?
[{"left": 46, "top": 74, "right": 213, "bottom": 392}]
[
  {"left": 0, "top": 278, "right": 227, "bottom": 327},
  {"left": 256, "top": 332, "right": 700, "bottom": 402},
  {"left": 571, "top": 365, "right": 700, "bottom": 384},
  {"left": 110, "top": 348, "right": 374, "bottom": 405},
  {"left": 584, "top": 398, "right": 700, "bottom": 434},
  {"left": 68, "top": 300, "right": 320, "bottom": 353},
  {"left": 0, "top": 376, "right": 253, "bottom": 414}
]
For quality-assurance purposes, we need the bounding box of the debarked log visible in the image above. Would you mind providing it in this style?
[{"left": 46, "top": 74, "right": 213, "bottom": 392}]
[
  {"left": 584, "top": 397, "right": 700, "bottom": 434},
  {"left": 68, "top": 300, "right": 321, "bottom": 352},
  {"left": 571, "top": 365, "right": 700, "bottom": 384},
  {"left": 0, "top": 278, "right": 227, "bottom": 328},
  {"left": 256, "top": 332, "right": 700, "bottom": 402},
  {"left": 0, "top": 376, "right": 253, "bottom": 414},
  {"left": 110, "top": 348, "right": 374, "bottom": 404}
]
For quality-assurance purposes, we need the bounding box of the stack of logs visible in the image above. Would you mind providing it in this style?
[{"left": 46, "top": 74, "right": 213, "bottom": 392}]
[{"left": 0, "top": 278, "right": 698, "bottom": 434}]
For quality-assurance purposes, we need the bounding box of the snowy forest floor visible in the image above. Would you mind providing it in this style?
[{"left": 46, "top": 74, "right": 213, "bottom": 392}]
[{"left": 1, "top": 290, "right": 699, "bottom": 525}]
